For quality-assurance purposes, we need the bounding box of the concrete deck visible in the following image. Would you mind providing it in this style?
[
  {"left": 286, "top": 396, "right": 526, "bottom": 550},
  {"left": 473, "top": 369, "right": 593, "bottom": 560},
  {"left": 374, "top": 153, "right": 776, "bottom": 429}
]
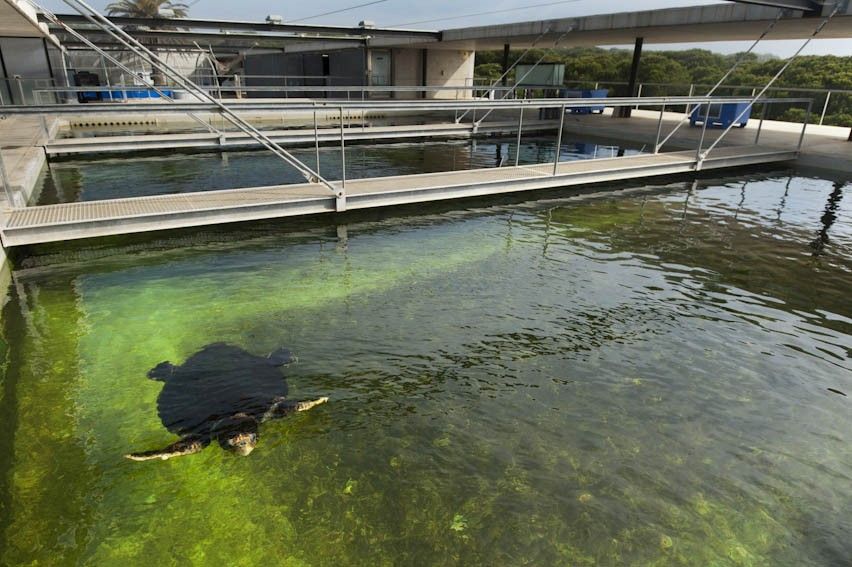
[
  {"left": 0, "top": 144, "right": 796, "bottom": 247},
  {"left": 559, "top": 108, "right": 852, "bottom": 173},
  {"left": 45, "top": 120, "right": 561, "bottom": 156},
  {"left": 0, "top": 116, "right": 61, "bottom": 206}
]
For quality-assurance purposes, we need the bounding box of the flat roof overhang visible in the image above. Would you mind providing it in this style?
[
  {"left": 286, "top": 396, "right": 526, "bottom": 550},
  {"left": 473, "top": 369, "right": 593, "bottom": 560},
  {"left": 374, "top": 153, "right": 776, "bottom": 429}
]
[
  {"left": 1, "top": 0, "right": 61, "bottom": 46},
  {"left": 42, "top": 13, "right": 439, "bottom": 52},
  {"left": 418, "top": 3, "right": 852, "bottom": 50}
]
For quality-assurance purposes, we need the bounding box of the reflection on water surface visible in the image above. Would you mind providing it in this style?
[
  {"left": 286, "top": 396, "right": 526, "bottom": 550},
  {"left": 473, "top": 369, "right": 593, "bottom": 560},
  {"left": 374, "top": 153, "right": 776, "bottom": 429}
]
[
  {"left": 1, "top": 167, "right": 850, "bottom": 565},
  {"left": 37, "top": 136, "right": 640, "bottom": 204}
]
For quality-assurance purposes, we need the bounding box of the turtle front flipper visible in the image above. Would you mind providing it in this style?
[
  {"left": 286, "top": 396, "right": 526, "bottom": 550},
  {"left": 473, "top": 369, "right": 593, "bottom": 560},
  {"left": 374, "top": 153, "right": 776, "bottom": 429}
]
[
  {"left": 125, "top": 434, "right": 209, "bottom": 461},
  {"left": 263, "top": 396, "right": 329, "bottom": 421}
]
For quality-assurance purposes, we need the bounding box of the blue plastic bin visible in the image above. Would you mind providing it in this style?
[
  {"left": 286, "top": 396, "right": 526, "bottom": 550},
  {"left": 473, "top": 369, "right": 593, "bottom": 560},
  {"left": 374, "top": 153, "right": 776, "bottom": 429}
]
[
  {"left": 689, "top": 102, "right": 752, "bottom": 128},
  {"left": 100, "top": 89, "right": 175, "bottom": 100},
  {"left": 561, "top": 89, "right": 608, "bottom": 114}
]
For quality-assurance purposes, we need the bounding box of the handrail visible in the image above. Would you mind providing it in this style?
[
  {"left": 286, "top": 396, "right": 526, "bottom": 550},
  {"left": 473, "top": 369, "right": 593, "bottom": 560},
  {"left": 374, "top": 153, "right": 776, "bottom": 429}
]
[
  {"left": 699, "top": 3, "right": 841, "bottom": 167},
  {"left": 0, "top": 95, "right": 814, "bottom": 114},
  {"left": 25, "top": 2, "right": 224, "bottom": 136},
  {"left": 656, "top": 11, "right": 782, "bottom": 153},
  {"left": 25, "top": 81, "right": 852, "bottom": 97},
  {"left": 473, "top": 30, "right": 572, "bottom": 126},
  {"left": 55, "top": 0, "right": 339, "bottom": 198},
  {"left": 3, "top": 94, "right": 811, "bottom": 212},
  {"left": 454, "top": 28, "right": 553, "bottom": 123}
]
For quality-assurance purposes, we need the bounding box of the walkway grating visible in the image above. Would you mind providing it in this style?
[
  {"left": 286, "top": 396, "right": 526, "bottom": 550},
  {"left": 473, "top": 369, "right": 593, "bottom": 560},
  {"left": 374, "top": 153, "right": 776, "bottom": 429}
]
[{"left": 0, "top": 145, "right": 795, "bottom": 246}]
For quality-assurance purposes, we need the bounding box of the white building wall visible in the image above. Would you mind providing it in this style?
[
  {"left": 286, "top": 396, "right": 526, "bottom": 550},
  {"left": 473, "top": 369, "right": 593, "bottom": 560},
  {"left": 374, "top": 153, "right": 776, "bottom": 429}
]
[
  {"left": 391, "top": 48, "right": 421, "bottom": 99},
  {"left": 424, "top": 50, "right": 475, "bottom": 100}
]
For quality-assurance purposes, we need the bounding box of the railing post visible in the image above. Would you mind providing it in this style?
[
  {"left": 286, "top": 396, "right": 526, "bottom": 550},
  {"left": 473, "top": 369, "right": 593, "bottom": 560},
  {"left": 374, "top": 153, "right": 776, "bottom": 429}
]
[
  {"left": 337, "top": 107, "right": 346, "bottom": 212},
  {"left": 39, "top": 114, "right": 50, "bottom": 142},
  {"left": 515, "top": 107, "right": 524, "bottom": 167},
  {"left": 635, "top": 83, "right": 642, "bottom": 109},
  {"left": 654, "top": 103, "right": 666, "bottom": 154},
  {"left": 553, "top": 105, "right": 565, "bottom": 176},
  {"left": 695, "top": 102, "right": 711, "bottom": 170},
  {"left": 313, "top": 108, "right": 321, "bottom": 176},
  {"left": 819, "top": 90, "right": 831, "bottom": 126},
  {"left": 0, "top": 146, "right": 16, "bottom": 206},
  {"left": 14, "top": 75, "right": 25, "bottom": 105},
  {"left": 755, "top": 102, "right": 768, "bottom": 145},
  {"left": 686, "top": 84, "right": 695, "bottom": 117},
  {"left": 798, "top": 99, "right": 813, "bottom": 152}
]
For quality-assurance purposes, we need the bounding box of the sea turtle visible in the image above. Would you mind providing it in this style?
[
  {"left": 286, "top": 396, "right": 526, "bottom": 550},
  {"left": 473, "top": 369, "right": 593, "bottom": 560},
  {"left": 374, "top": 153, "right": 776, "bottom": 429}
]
[{"left": 126, "top": 342, "right": 328, "bottom": 461}]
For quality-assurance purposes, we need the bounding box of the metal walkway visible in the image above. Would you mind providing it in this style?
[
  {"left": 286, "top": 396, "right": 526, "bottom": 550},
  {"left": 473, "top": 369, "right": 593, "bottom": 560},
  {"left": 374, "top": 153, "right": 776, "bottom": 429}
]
[
  {"left": 46, "top": 120, "right": 561, "bottom": 156},
  {"left": 0, "top": 145, "right": 795, "bottom": 247}
]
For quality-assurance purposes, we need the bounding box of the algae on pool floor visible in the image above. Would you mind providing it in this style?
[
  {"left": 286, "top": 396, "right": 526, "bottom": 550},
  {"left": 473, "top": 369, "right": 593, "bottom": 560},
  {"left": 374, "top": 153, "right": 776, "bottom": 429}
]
[{"left": 1, "top": 169, "right": 850, "bottom": 566}]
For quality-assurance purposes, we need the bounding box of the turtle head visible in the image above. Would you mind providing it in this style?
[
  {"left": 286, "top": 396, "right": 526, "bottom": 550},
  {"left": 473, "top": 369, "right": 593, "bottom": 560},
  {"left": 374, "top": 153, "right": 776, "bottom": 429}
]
[
  {"left": 222, "top": 429, "right": 258, "bottom": 456},
  {"left": 214, "top": 413, "right": 259, "bottom": 457}
]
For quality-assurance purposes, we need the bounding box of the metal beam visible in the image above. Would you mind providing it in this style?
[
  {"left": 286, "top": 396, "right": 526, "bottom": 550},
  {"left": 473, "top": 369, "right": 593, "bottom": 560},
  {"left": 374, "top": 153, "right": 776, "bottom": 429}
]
[
  {"left": 501, "top": 44, "right": 510, "bottom": 87},
  {"left": 616, "top": 37, "right": 643, "bottom": 119},
  {"left": 0, "top": 95, "right": 814, "bottom": 115},
  {"left": 729, "top": 0, "right": 821, "bottom": 13},
  {"left": 41, "top": 13, "right": 440, "bottom": 39}
]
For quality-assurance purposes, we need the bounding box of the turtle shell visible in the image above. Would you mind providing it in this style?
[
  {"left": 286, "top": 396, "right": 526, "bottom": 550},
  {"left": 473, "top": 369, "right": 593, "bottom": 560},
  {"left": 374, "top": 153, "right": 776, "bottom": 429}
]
[{"left": 149, "top": 343, "right": 289, "bottom": 437}]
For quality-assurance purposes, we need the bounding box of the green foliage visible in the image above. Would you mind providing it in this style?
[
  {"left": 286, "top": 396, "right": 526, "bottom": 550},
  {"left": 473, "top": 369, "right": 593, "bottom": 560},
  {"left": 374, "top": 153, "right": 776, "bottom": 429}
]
[
  {"left": 105, "top": 0, "right": 188, "bottom": 18},
  {"left": 475, "top": 47, "right": 852, "bottom": 126}
]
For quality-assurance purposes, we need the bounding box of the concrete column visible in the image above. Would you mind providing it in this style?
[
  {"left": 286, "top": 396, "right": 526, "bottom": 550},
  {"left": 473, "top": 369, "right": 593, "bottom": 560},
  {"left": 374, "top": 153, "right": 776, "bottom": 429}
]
[
  {"left": 501, "top": 44, "right": 510, "bottom": 87},
  {"left": 616, "top": 37, "right": 643, "bottom": 119},
  {"left": 421, "top": 49, "right": 427, "bottom": 99}
]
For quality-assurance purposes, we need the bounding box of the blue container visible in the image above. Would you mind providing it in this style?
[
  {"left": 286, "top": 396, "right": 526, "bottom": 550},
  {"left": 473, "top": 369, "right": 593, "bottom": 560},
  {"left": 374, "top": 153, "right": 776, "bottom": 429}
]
[
  {"left": 561, "top": 88, "right": 608, "bottom": 114},
  {"left": 100, "top": 89, "right": 175, "bottom": 100},
  {"left": 689, "top": 102, "right": 752, "bottom": 129}
]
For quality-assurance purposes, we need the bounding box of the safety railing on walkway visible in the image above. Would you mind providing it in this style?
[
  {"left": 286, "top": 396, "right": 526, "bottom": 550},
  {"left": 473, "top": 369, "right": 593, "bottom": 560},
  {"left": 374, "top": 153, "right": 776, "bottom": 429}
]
[
  {"left": 470, "top": 78, "right": 852, "bottom": 128},
  {"left": 18, "top": 78, "right": 851, "bottom": 131},
  {"left": 28, "top": 83, "right": 522, "bottom": 103},
  {"left": 0, "top": 95, "right": 813, "bottom": 210}
]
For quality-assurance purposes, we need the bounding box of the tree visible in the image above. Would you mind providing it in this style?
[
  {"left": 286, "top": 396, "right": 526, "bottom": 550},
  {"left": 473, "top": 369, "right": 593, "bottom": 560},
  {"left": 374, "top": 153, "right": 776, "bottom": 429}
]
[
  {"left": 106, "top": 0, "right": 188, "bottom": 18},
  {"left": 475, "top": 47, "right": 852, "bottom": 127},
  {"left": 105, "top": 0, "right": 189, "bottom": 85}
]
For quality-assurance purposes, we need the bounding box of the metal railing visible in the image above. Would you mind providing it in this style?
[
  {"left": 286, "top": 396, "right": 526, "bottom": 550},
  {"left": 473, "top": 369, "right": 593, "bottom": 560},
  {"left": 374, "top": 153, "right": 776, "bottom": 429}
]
[
  {"left": 0, "top": 95, "right": 813, "bottom": 209},
  {"left": 473, "top": 77, "right": 852, "bottom": 127},
  {"left": 28, "top": 83, "right": 517, "bottom": 102}
]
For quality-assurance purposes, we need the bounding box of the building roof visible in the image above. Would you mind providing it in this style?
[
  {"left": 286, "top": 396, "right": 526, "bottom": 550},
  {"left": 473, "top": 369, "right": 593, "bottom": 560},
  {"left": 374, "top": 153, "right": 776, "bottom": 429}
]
[
  {"left": 1, "top": 0, "right": 58, "bottom": 44},
  {"left": 37, "top": 2, "right": 852, "bottom": 53},
  {"left": 40, "top": 13, "right": 439, "bottom": 52},
  {"left": 432, "top": 3, "right": 852, "bottom": 50}
]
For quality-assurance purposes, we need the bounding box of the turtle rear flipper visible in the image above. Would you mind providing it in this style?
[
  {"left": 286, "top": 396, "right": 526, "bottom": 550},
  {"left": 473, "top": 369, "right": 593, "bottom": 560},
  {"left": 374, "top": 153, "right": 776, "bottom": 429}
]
[
  {"left": 263, "top": 396, "right": 329, "bottom": 421},
  {"left": 147, "top": 361, "right": 176, "bottom": 381},
  {"left": 125, "top": 435, "right": 209, "bottom": 461}
]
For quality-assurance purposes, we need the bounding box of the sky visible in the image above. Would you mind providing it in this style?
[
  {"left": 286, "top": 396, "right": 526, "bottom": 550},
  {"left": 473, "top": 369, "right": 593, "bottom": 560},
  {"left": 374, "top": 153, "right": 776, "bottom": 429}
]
[{"left": 39, "top": 0, "right": 852, "bottom": 56}]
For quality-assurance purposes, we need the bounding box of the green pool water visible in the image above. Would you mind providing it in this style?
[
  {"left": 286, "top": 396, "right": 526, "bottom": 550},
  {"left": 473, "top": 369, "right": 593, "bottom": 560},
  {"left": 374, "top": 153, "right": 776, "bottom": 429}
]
[{"left": 1, "top": 166, "right": 850, "bottom": 565}]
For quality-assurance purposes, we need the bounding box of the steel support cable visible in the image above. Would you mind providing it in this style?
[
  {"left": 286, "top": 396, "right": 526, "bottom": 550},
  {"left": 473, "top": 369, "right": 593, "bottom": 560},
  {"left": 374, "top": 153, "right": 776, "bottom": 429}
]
[
  {"left": 701, "top": 3, "right": 841, "bottom": 161},
  {"left": 61, "top": 0, "right": 312, "bottom": 171},
  {"left": 28, "top": 1, "right": 224, "bottom": 136},
  {"left": 475, "top": 31, "right": 572, "bottom": 126},
  {"left": 60, "top": 0, "right": 337, "bottom": 194},
  {"left": 455, "top": 28, "right": 553, "bottom": 124},
  {"left": 389, "top": 0, "right": 582, "bottom": 27},
  {"left": 655, "top": 11, "right": 783, "bottom": 153},
  {"left": 290, "top": 0, "right": 390, "bottom": 23}
]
